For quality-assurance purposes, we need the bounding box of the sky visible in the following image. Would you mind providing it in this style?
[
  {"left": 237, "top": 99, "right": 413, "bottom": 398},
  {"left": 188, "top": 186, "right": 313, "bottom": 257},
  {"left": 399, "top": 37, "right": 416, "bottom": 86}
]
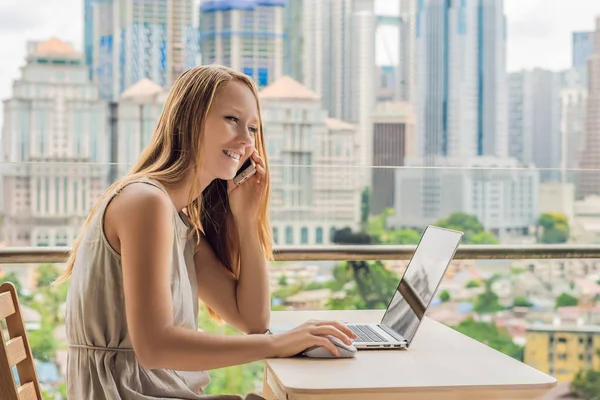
[{"left": 0, "top": 0, "right": 599, "bottom": 107}]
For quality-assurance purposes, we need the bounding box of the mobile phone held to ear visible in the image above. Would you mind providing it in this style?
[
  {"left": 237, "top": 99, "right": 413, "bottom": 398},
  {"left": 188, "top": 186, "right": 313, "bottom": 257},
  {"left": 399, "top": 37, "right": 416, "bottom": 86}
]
[{"left": 233, "top": 157, "right": 257, "bottom": 186}]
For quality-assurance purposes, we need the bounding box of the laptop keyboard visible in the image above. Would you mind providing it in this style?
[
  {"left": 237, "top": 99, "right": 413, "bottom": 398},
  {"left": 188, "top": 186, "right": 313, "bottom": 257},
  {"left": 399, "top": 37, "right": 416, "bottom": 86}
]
[{"left": 348, "top": 325, "right": 387, "bottom": 342}]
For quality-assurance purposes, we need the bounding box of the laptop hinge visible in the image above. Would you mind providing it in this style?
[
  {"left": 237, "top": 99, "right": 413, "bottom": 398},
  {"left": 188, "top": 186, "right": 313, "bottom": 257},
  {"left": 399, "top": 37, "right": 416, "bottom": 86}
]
[{"left": 380, "top": 324, "right": 407, "bottom": 342}]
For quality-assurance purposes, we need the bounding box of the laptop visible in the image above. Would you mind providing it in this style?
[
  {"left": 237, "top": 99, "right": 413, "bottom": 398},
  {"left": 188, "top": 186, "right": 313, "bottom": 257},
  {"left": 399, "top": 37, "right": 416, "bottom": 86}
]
[
  {"left": 346, "top": 225, "right": 463, "bottom": 349},
  {"left": 270, "top": 225, "right": 463, "bottom": 350}
]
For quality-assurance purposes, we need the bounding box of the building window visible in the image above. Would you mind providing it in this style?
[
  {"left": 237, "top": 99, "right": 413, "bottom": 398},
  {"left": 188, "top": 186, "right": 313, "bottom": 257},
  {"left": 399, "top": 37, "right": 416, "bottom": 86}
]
[
  {"left": 273, "top": 227, "right": 279, "bottom": 244},
  {"left": 36, "top": 232, "right": 49, "bottom": 247},
  {"left": 301, "top": 227, "right": 308, "bottom": 244},
  {"left": 316, "top": 227, "right": 323, "bottom": 244},
  {"left": 55, "top": 232, "right": 68, "bottom": 246},
  {"left": 285, "top": 226, "right": 293, "bottom": 245},
  {"left": 330, "top": 227, "right": 337, "bottom": 242}
]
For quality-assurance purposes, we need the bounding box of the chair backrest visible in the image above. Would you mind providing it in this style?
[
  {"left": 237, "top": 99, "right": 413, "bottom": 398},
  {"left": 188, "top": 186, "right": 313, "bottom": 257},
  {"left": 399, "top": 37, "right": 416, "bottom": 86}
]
[{"left": 0, "top": 282, "right": 42, "bottom": 400}]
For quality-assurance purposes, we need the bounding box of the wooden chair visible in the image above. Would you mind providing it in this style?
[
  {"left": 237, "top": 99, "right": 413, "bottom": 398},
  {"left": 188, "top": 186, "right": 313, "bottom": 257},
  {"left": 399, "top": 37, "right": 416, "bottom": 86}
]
[{"left": 0, "top": 282, "right": 42, "bottom": 399}]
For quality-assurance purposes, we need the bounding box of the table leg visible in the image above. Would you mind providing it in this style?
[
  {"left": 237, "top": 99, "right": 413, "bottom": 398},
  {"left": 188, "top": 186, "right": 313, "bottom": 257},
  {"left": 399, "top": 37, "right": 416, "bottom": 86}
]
[{"left": 262, "top": 365, "right": 277, "bottom": 399}]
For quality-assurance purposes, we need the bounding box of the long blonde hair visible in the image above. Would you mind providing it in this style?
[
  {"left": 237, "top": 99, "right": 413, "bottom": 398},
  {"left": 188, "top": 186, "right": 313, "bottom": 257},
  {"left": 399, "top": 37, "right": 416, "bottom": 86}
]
[{"left": 56, "top": 65, "right": 273, "bottom": 319}]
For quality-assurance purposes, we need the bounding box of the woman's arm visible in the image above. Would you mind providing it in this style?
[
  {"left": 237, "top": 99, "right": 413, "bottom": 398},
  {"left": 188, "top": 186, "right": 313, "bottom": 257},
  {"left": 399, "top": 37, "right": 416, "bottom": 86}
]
[
  {"left": 113, "top": 184, "right": 275, "bottom": 370},
  {"left": 193, "top": 219, "right": 270, "bottom": 334}
]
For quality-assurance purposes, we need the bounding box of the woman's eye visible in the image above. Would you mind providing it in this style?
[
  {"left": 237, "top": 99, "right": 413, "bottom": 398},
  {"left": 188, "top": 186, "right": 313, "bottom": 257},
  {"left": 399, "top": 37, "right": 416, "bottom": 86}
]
[
  {"left": 249, "top": 127, "right": 258, "bottom": 135},
  {"left": 225, "top": 116, "right": 239, "bottom": 123}
]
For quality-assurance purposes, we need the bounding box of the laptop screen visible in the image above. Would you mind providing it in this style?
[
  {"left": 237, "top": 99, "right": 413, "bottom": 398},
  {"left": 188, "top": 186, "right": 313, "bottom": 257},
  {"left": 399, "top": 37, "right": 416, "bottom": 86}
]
[{"left": 381, "top": 226, "right": 463, "bottom": 344}]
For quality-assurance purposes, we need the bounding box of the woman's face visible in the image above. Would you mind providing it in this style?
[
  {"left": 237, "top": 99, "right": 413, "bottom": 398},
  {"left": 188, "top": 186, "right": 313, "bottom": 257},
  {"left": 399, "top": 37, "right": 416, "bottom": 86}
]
[{"left": 200, "top": 80, "right": 259, "bottom": 183}]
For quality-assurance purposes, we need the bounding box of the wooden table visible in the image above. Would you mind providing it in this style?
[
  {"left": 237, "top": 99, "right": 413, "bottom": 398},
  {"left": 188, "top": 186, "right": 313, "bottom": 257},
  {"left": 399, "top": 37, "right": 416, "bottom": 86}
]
[{"left": 262, "top": 310, "right": 556, "bottom": 400}]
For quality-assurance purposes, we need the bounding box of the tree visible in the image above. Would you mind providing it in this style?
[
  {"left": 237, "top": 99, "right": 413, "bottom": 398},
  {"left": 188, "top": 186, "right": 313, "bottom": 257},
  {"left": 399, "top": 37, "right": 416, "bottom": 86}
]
[
  {"left": 465, "top": 279, "right": 482, "bottom": 288},
  {"left": 277, "top": 275, "right": 288, "bottom": 287},
  {"left": 1, "top": 272, "right": 23, "bottom": 296},
  {"left": 360, "top": 187, "right": 371, "bottom": 226},
  {"left": 434, "top": 213, "right": 498, "bottom": 244},
  {"left": 512, "top": 296, "right": 533, "bottom": 308},
  {"left": 474, "top": 278, "right": 503, "bottom": 314},
  {"left": 537, "top": 212, "right": 570, "bottom": 244},
  {"left": 439, "top": 290, "right": 451, "bottom": 303},
  {"left": 570, "top": 351, "right": 600, "bottom": 400},
  {"left": 555, "top": 292, "right": 579, "bottom": 309},
  {"left": 332, "top": 228, "right": 398, "bottom": 309},
  {"left": 452, "top": 318, "right": 524, "bottom": 361},
  {"left": 326, "top": 261, "right": 398, "bottom": 310}
]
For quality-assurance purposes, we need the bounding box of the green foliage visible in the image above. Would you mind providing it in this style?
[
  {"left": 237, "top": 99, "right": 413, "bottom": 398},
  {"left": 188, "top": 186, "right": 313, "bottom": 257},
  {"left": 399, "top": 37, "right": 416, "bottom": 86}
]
[
  {"left": 277, "top": 274, "right": 288, "bottom": 286},
  {"left": 434, "top": 213, "right": 498, "bottom": 244},
  {"left": 197, "top": 307, "right": 264, "bottom": 396},
  {"left": 474, "top": 278, "right": 503, "bottom": 314},
  {"left": 28, "top": 325, "right": 59, "bottom": 362},
  {"left": 509, "top": 266, "right": 527, "bottom": 275},
  {"left": 512, "top": 296, "right": 533, "bottom": 308},
  {"left": 439, "top": 290, "right": 451, "bottom": 302},
  {"left": 360, "top": 187, "right": 371, "bottom": 225},
  {"left": 570, "top": 357, "right": 600, "bottom": 400},
  {"left": 465, "top": 279, "right": 482, "bottom": 288},
  {"left": 363, "top": 210, "right": 421, "bottom": 245},
  {"left": 537, "top": 212, "right": 570, "bottom": 244},
  {"left": 452, "top": 318, "right": 524, "bottom": 361},
  {"left": 555, "top": 292, "right": 579, "bottom": 309},
  {"left": 1, "top": 272, "right": 25, "bottom": 298},
  {"left": 326, "top": 261, "right": 398, "bottom": 310}
]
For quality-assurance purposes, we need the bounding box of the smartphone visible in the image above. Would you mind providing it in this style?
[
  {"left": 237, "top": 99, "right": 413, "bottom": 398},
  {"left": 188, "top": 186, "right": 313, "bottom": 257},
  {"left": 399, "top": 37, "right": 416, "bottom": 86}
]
[{"left": 233, "top": 157, "right": 256, "bottom": 186}]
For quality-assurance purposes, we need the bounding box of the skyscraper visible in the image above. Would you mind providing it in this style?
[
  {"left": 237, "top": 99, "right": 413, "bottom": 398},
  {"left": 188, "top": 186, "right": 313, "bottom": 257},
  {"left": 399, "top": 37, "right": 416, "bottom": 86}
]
[
  {"left": 283, "top": 0, "right": 304, "bottom": 81},
  {"left": 508, "top": 69, "right": 562, "bottom": 182},
  {"left": 394, "top": 0, "right": 537, "bottom": 234},
  {"left": 199, "top": 0, "right": 285, "bottom": 88},
  {"left": 578, "top": 18, "right": 600, "bottom": 199},
  {"left": 301, "top": 0, "right": 375, "bottom": 168},
  {"left": 85, "top": 0, "right": 199, "bottom": 101},
  {"left": 573, "top": 31, "right": 595, "bottom": 69},
  {"left": 413, "top": 0, "right": 507, "bottom": 163}
]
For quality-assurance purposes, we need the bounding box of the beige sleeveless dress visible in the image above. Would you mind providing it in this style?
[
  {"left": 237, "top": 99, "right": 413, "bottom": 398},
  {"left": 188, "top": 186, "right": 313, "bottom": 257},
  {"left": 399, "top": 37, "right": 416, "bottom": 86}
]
[{"left": 65, "top": 177, "right": 265, "bottom": 400}]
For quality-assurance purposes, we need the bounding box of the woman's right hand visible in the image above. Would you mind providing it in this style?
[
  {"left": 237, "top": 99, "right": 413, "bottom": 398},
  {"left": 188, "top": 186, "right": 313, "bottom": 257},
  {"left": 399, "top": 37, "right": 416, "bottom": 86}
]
[{"left": 270, "top": 320, "right": 358, "bottom": 357}]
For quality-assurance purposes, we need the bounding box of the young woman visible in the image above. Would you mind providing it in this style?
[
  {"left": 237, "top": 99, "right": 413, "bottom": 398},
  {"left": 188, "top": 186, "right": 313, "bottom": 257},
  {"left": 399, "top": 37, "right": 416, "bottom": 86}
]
[{"left": 60, "top": 65, "right": 356, "bottom": 399}]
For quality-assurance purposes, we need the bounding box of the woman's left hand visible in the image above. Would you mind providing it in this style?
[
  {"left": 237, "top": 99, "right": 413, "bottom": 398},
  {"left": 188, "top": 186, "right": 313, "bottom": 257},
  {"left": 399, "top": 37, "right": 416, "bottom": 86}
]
[{"left": 228, "top": 149, "right": 267, "bottom": 223}]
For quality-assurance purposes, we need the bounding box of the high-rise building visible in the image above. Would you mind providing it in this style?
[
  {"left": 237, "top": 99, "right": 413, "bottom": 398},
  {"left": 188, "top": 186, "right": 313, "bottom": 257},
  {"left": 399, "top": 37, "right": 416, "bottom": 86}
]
[
  {"left": 371, "top": 102, "right": 414, "bottom": 215},
  {"left": 283, "top": 0, "right": 304, "bottom": 81},
  {"left": 301, "top": 0, "right": 376, "bottom": 168},
  {"left": 573, "top": 31, "right": 595, "bottom": 69},
  {"left": 85, "top": 0, "right": 199, "bottom": 101},
  {"left": 199, "top": 0, "right": 285, "bottom": 88},
  {"left": 578, "top": 18, "right": 600, "bottom": 199},
  {"left": 398, "top": 0, "right": 416, "bottom": 103},
  {"left": 399, "top": 0, "right": 536, "bottom": 233},
  {"left": 413, "top": 0, "right": 507, "bottom": 164},
  {"left": 1, "top": 38, "right": 109, "bottom": 247},
  {"left": 508, "top": 69, "right": 562, "bottom": 182},
  {"left": 259, "top": 76, "right": 361, "bottom": 245},
  {"left": 560, "top": 80, "right": 587, "bottom": 184}
]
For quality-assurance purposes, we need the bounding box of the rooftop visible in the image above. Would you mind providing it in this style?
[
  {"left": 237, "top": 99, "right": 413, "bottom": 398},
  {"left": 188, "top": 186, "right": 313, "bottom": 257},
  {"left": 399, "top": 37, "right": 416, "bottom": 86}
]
[
  {"left": 259, "top": 76, "right": 320, "bottom": 101},
  {"left": 121, "top": 78, "right": 165, "bottom": 101},
  {"left": 326, "top": 118, "right": 356, "bottom": 131},
  {"left": 33, "top": 37, "right": 79, "bottom": 57},
  {"left": 527, "top": 324, "right": 600, "bottom": 333}
]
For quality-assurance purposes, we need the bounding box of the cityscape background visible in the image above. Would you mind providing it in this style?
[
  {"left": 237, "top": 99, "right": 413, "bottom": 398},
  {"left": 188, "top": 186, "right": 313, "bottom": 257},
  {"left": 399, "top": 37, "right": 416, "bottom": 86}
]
[{"left": 1, "top": 0, "right": 600, "bottom": 399}]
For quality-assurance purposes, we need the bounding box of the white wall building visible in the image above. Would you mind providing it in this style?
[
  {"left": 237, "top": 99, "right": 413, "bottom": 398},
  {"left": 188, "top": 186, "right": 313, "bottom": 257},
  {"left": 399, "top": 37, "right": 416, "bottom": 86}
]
[
  {"left": 259, "top": 76, "right": 361, "bottom": 245},
  {"left": 114, "top": 79, "right": 167, "bottom": 177},
  {"left": 389, "top": 157, "right": 539, "bottom": 236},
  {"left": 1, "top": 38, "right": 109, "bottom": 247}
]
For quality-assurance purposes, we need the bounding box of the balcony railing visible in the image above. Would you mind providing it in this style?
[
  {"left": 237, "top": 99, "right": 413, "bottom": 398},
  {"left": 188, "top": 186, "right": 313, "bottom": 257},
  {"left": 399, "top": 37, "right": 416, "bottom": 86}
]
[{"left": 2, "top": 244, "right": 600, "bottom": 264}]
